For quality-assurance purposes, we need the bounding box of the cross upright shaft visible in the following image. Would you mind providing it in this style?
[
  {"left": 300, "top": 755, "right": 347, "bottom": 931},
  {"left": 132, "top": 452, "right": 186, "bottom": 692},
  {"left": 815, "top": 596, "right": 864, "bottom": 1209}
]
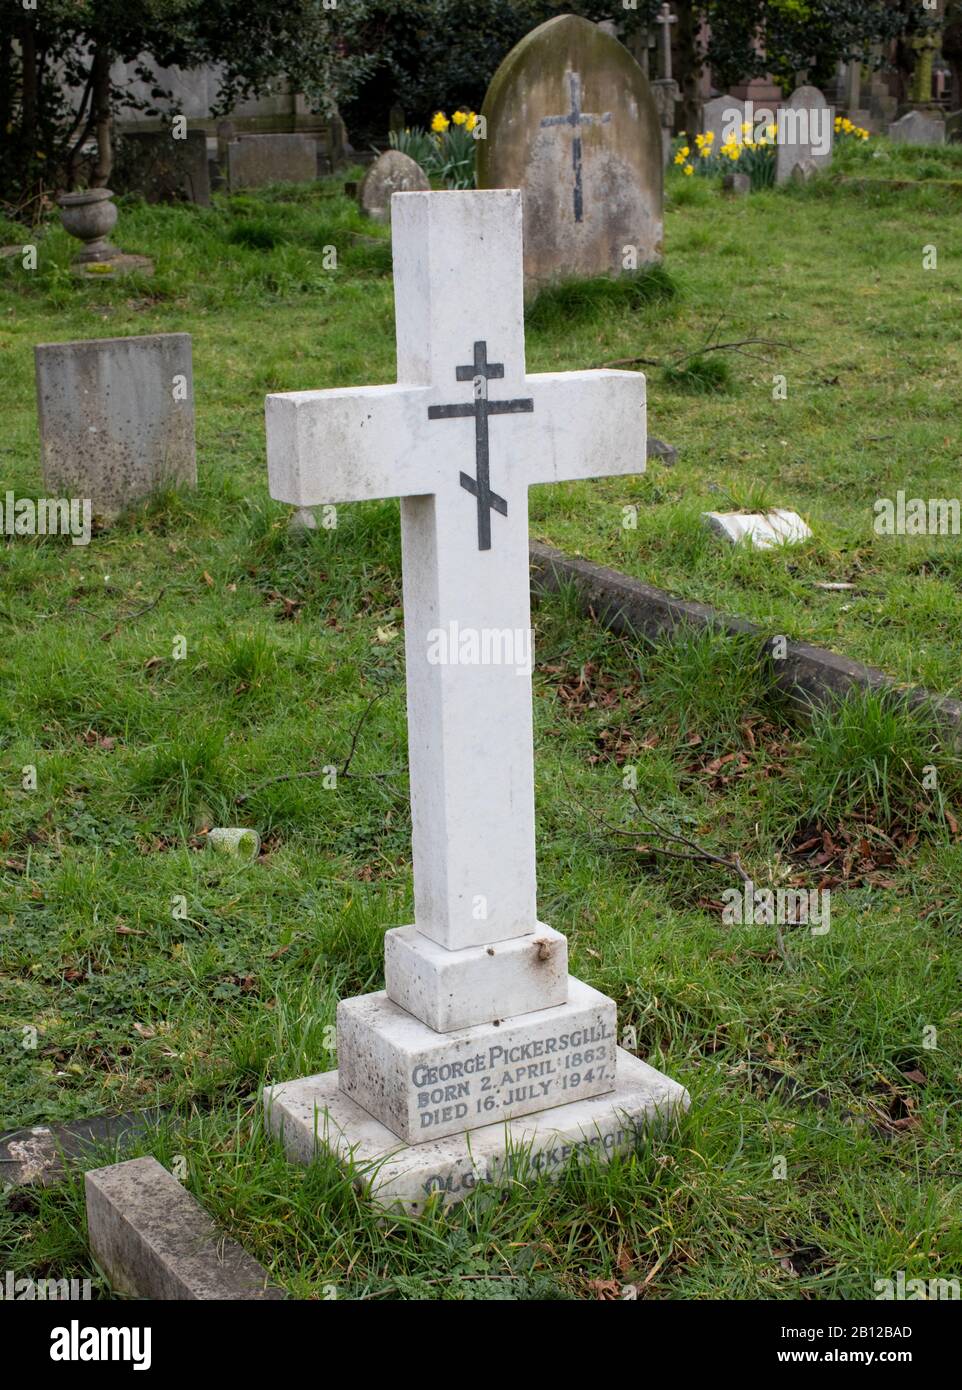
[{"left": 265, "top": 190, "right": 646, "bottom": 952}]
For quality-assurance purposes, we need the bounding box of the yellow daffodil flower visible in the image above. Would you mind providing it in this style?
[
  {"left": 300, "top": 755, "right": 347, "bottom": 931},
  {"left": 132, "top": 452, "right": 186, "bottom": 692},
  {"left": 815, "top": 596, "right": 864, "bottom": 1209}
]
[
  {"left": 431, "top": 111, "right": 449, "bottom": 133},
  {"left": 452, "top": 110, "right": 466, "bottom": 126},
  {"left": 683, "top": 164, "right": 694, "bottom": 176},
  {"left": 465, "top": 112, "right": 478, "bottom": 131}
]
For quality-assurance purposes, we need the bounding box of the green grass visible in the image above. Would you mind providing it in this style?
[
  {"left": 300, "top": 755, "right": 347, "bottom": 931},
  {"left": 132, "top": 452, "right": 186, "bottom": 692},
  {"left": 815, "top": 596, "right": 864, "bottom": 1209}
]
[{"left": 1, "top": 163, "right": 961, "bottom": 1299}]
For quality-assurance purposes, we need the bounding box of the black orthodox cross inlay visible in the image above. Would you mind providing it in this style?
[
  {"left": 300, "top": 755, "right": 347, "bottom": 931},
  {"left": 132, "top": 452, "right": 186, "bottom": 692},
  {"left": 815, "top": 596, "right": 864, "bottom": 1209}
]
[
  {"left": 540, "top": 72, "right": 611, "bottom": 223},
  {"left": 427, "top": 340, "right": 534, "bottom": 551}
]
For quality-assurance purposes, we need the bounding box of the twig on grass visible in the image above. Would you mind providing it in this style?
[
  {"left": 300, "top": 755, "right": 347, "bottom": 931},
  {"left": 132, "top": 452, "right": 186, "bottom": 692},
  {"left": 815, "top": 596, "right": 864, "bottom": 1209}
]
[
  {"left": 597, "top": 337, "right": 795, "bottom": 371},
  {"left": 99, "top": 586, "right": 167, "bottom": 641},
  {"left": 236, "top": 691, "right": 390, "bottom": 804},
  {"left": 561, "top": 772, "right": 794, "bottom": 971}
]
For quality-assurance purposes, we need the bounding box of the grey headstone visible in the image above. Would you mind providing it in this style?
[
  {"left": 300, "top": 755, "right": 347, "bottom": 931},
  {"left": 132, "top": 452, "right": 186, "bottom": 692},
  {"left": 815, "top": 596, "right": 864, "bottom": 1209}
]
[
  {"left": 775, "top": 85, "right": 833, "bottom": 184},
  {"left": 701, "top": 94, "right": 746, "bottom": 146},
  {"left": 722, "top": 171, "right": 751, "bottom": 195},
  {"left": 946, "top": 110, "right": 962, "bottom": 143},
  {"left": 477, "top": 14, "right": 663, "bottom": 293},
  {"left": 358, "top": 150, "right": 430, "bottom": 225},
  {"left": 114, "top": 129, "right": 210, "bottom": 206},
  {"left": 85, "top": 1157, "right": 283, "bottom": 1300},
  {"left": 227, "top": 133, "right": 317, "bottom": 189},
  {"left": 35, "top": 332, "right": 196, "bottom": 520},
  {"left": 888, "top": 111, "right": 946, "bottom": 145}
]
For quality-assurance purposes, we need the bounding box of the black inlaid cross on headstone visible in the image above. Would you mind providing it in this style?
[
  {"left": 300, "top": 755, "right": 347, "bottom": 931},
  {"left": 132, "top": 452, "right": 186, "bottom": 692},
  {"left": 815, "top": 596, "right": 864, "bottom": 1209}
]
[
  {"left": 540, "top": 72, "right": 611, "bottom": 223},
  {"left": 427, "top": 340, "right": 534, "bottom": 551}
]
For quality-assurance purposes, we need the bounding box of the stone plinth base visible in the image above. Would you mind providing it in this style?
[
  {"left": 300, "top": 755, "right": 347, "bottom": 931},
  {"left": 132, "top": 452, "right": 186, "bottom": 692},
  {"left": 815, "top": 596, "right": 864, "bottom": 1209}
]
[
  {"left": 337, "top": 976, "right": 616, "bottom": 1143},
  {"left": 71, "top": 254, "right": 155, "bottom": 278},
  {"left": 263, "top": 1049, "right": 688, "bottom": 1214}
]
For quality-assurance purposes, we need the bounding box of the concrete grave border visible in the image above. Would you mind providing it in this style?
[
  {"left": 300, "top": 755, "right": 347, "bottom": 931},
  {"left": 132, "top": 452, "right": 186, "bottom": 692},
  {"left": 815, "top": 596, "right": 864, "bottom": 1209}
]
[
  {"left": 529, "top": 542, "right": 962, "bottom": 738},
  {"left": 86, "top": 1156, "right": 284, "bottom": 1300}
]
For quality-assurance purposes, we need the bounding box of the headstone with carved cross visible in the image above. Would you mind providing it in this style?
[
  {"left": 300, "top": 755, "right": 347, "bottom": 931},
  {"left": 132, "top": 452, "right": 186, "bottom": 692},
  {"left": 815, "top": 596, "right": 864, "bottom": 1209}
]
[
  {"left": 477, "top": 13, "right": 663, "bottom": 294},
  {"left": 261, "top": 189, "right": 687, "bottom": 1212}
]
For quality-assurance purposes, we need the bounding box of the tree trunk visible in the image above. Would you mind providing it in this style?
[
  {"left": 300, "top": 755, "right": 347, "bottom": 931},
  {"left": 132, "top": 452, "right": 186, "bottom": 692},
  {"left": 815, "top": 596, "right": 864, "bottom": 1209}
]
[
  {"left": 675, "top": 1, "right": 703, "bottom": 138},
  {"left": 20, "top": 17, "right": 38, "bottom": 148},
  {"left": 0, "top": 30, "right": 12, "bottom": 146},
  {"left": 90, "top": 43, "right": 113, "bottom": 188}
]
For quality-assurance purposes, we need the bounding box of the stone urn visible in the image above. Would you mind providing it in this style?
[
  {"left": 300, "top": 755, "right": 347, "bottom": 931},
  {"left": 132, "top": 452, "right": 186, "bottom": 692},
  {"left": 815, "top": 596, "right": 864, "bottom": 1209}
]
[{"left": 57, "top": 188, "right": 118, "bottom": 263}]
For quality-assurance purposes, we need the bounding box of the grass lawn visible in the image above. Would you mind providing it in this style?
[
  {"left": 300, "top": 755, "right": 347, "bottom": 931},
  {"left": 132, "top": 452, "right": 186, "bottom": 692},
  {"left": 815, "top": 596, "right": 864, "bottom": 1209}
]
[{"left": 1, "top": 148, "right": 960, "bottom": 1299}]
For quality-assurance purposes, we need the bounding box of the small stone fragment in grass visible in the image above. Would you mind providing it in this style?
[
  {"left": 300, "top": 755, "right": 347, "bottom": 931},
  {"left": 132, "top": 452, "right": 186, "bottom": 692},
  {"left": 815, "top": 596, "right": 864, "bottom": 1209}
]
[
  {"left": 702, "top": 509, "right": 812, "bottom": 550},
  {"left": 646, "top": 436, "right": 678, "bottom": 466},
  {"left": 288, "top": 505, "right": 317, "bottom": 533},
  {"left": 207, "top": 827, "right": 260, "bottom": 859}
]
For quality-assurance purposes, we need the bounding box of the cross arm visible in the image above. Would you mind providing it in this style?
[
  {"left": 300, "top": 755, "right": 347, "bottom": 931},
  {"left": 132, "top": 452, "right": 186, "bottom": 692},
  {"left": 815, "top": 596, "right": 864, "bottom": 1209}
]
[
  {"left": 522, "top": 370, "right": 647, "bottom": 485},
  {"left": 265, "top": 383, "right": 432, "bottom": 506}
]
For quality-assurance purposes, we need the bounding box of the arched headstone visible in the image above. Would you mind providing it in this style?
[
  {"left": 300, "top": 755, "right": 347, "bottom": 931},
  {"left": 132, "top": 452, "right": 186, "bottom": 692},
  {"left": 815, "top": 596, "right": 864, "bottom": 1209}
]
[
  {"left": 701, "top": 94, "right": 746, "bottom": 146},
  {"left": 775, "top": 85, "right": 834, "bottom": 184},
  {"left": 358, "top": 150, "right": 429, "bottom": 224},
  {"left": 477, "top": 14, "right": 663, "bottom": 293}
]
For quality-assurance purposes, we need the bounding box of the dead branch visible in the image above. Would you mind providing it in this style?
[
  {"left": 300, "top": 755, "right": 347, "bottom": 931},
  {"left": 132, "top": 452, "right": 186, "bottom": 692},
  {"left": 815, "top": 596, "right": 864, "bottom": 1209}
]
[
  {"left": 99, "top": 587, "right": 166, "bottom": 641},
  {"left": 562, "top": 772, "right": 793, "bottom": 971},
  {"left": 236, "top": 692, "right": 387, "bottom": 804},
  {"left": 596, "top": 337, "right": 795, "bottom": 371}
]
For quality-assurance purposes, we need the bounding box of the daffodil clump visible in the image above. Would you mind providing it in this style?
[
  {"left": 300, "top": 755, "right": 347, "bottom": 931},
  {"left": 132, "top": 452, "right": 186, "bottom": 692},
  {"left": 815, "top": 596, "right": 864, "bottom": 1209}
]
[
  {"left": 834, "top": 114, "right": 870, "bottom": 141},
  {"left": 389, "top": 108, "right": 480, "bottom": 189},
  {"left": 673, "top": 141, "right": 695, "bottom": 176},
  {"left": 673, "top": 120, "right": 777, "bottom": 191}
]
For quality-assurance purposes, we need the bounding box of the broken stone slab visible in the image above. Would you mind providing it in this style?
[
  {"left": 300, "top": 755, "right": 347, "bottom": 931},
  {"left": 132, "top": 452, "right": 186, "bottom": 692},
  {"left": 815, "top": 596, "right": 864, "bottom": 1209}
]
[
  {"left": 702, "top": 508, "right": 813, "bottom": 549},
  {"left": 264, "top": 1048, "right": 688, "bottom": 1214},
  {"left": 529, "top": 541, "right": 962, "bottom": 739},
  {"left": 722, "top": 172, "right": 751, "bottom": 196},
  {"left": 1, "top": 1110, "right": 166, "bottom": 1188},
  {"left": 646, "top": 436, "right": 678, "bottom": 466},
  {"left": 85, "top": 1156, "right": 283, "bottom": 1300}
]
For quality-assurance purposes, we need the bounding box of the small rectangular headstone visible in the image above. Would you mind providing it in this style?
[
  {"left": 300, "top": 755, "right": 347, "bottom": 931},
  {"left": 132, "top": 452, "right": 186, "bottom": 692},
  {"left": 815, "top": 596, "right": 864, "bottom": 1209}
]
[
  {"left": 85, "top": 1156, "right": 283, "bottom": 1300},
  {"left": 946, "top": 110, "right": 962, "bottom": 143},
  {"left": 115, "top": 129, "right": 210, "bottom": 206},
  {"left": 227, "top": 134, "right": 317, "bottom": 189},
  {"left": 888, "top": 111, "right": 946, "bottom": 145},
  {"left": 35, "top": 332, "right": 195, "bottom": 520}
]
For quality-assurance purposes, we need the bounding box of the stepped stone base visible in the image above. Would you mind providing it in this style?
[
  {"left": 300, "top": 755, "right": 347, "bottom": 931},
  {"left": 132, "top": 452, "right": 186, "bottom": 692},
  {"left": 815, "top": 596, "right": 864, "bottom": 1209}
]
[{"left": 263, "top": 1049, "right": 689, "bottom": 1214}]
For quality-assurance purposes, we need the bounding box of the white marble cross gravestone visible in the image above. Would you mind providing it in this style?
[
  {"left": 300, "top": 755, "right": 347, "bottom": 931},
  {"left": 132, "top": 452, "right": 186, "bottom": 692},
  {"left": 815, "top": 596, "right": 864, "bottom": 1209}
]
[{"left": 263, "top": 190, "right": 687, "bottom": 1212}]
